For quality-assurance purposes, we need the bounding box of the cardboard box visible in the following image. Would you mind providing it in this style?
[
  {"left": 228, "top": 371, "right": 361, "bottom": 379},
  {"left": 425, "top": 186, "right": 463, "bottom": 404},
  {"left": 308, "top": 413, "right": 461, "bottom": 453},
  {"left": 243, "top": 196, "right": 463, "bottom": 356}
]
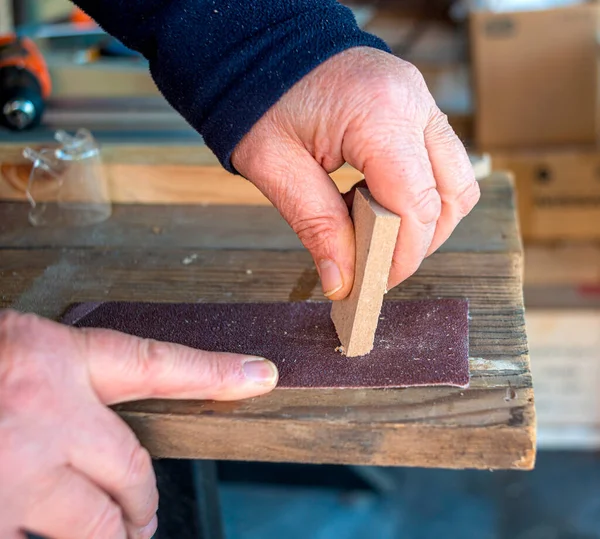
[
  {"left": 492, "top": 148, "right": 600, "bottom": 241},
  {"left": 527, "top": 309, "right": 600, "bottom": 448},
  {"left": 470, "top": 5, "right": 600, "bottom": 149}
]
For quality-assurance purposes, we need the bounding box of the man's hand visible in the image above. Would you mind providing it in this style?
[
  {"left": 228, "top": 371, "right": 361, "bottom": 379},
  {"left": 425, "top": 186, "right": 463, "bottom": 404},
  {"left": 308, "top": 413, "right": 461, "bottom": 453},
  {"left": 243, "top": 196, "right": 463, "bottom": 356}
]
[
  {"left": 0, "top": 310, "right": 277, "bottom": 539},
  {"left": 232, "top": 47, "right": 480, "bottom": 299}
]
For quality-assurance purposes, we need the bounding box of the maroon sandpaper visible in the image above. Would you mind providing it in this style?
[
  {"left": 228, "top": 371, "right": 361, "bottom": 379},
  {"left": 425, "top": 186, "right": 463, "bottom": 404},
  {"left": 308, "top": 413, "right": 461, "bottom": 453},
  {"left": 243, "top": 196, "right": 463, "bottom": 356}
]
[{"left": 62, "top": 299, "right": 470, "bottom": 389}]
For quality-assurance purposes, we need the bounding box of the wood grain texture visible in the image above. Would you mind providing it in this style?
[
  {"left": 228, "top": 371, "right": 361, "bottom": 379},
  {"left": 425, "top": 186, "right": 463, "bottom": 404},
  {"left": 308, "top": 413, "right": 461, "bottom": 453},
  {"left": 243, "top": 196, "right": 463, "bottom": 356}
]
[
  {"left": 0, "top": 173, "right": 519, "bottom": 253},
  {"left": 0, "top": 141, "right": 219, "bottom": 167},
  {"left": 0, "top": 174, "right": 536, "bottom": 470},
  {"left": 1, "top": 148, "right": 490, "bottom": 205},
  {"left": 331, "top": 189, "right": 401, "bottom": 356},
  {"left": 0, "top": 161, "right": 362, "bottom": 205}
]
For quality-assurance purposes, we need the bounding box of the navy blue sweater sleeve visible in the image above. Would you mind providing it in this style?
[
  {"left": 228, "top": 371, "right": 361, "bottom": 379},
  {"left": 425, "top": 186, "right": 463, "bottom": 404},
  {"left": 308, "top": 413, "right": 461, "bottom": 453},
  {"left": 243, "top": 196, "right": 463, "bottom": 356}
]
[{"left": 71, "top": 1, "right": 390, "bottom": 172}]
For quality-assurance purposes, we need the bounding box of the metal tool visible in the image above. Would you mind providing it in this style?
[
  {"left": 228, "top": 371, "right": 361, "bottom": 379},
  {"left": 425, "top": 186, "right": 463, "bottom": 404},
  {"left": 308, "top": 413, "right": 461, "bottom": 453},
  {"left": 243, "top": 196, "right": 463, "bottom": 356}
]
[{"left": 0, "top": 34, "right": 51, "bottom": 130}]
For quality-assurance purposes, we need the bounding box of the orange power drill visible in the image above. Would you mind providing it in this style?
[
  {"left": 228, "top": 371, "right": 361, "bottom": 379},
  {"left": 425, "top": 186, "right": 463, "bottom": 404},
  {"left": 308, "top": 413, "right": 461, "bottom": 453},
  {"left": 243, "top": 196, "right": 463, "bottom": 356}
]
[{"left": 0, "top": 34, "right": 51, "bottom": 130}]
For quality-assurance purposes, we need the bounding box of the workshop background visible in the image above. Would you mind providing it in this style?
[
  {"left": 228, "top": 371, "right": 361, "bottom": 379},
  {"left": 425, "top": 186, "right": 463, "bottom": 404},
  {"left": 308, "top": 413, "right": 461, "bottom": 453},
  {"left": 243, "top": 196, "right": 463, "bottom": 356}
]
[{"left": 1, "top": 0, "right": 599, "bottom": 538}]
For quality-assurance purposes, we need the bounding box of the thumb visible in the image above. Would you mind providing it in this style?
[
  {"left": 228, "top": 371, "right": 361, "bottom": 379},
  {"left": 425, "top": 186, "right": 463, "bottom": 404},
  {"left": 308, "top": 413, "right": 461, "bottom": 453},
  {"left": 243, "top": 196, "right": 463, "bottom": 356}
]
[
  {"left": 77, "top": 327, "right": 279, "bottom": 405},
  {"left": 234, "top": 139, "right": 355, "bottom": 300}
]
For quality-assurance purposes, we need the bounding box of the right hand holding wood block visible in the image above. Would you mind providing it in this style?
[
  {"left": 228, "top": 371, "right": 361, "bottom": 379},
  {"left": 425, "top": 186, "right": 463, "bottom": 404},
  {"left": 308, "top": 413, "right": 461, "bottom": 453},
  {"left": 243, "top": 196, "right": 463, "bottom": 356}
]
[{"left": 232, "top": 47, "right": 480, "bottom": 299}]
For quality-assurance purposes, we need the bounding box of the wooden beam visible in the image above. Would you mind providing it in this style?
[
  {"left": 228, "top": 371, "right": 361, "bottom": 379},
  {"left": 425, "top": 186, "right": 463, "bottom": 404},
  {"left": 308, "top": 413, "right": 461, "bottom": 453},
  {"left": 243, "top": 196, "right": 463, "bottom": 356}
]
[
  {"left": 0, "top": 161, "right": 363, "bottom": 205},
  {"left": 0, "top": 174, "right": 536, "bottom": 469},
  {"left": 1, "top": 151, "right": 491, "bottom": 206},
  {"left": 0, "top": 173, "right": 520, "bottom": 254}
]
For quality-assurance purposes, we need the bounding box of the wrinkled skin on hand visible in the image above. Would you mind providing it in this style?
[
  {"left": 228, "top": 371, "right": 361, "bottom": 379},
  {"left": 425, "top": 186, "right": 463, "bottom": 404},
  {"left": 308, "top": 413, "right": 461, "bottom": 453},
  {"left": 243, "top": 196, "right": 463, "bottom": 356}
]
[
  {"left": 0, "top": 46, "right": 477, "bottom": 539},
  {"left": 0, "top": 310, "right": 277, "bottom": 539},
  {"left": 232, "top": 47, "right": 480, "bottom": 298}
]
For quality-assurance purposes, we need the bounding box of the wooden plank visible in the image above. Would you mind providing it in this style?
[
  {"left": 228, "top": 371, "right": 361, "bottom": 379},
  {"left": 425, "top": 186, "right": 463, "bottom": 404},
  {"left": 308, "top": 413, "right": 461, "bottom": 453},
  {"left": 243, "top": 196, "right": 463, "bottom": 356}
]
[
  {"left": 1, "top": 148, "right": 491, "bottom": 204},
  {"left": 0, "top": 202, "right": 304, "bottom": 250},
  {"left": 0, "top": 247, "right": 533, "bottom": 468},
  {"left": 331, "top": 189, "right": 401, "bottom": 355},
  {"left": 0, "top": 161, "right": 362, "bottom": 204},
  {"left": 119, "top": 400, "right": 534, "bottom": 469},
  {"left": 1, "top": 248, "right": 524, "bottom": 328},
  {"left": 0, "top": 173, "right": 520, "bottom": 254},
  {"left": 0, "top": 174, "right": 535, "bottom": 469},
  {"left": 0, "top": 141, "right": 219, "bottom": 166}
]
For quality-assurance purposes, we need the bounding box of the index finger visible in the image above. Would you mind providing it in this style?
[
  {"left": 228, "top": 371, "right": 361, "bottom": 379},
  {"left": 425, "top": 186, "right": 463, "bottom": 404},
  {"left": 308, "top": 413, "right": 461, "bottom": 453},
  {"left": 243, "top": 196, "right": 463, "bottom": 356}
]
[{"left": 75, "top": 326, "right": 278, "bottom": 405}]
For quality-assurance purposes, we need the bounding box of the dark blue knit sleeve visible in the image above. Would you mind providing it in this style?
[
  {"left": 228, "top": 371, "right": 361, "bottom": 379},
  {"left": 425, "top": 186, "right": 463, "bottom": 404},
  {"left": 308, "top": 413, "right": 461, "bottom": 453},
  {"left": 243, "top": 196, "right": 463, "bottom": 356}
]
[{"left": 71, "top": 1, "right": 390, "bottom": 172}]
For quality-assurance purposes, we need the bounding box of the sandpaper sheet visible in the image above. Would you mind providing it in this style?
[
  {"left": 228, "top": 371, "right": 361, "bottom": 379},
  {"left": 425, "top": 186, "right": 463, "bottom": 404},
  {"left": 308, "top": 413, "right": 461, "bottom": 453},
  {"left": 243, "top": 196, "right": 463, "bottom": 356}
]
[{"left": 62, "top": 299, "right": 470, "bottom": 389}]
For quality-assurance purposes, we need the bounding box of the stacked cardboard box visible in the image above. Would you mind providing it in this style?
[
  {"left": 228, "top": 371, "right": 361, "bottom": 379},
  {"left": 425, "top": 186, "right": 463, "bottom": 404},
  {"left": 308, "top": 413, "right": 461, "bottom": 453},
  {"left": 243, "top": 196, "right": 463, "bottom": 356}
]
[
  {"left": 524, "top": 243, "right": 600, "bottom": 449},
  {"left": 526, "top": 308, "right": 600, "bottom": 449},
  {"left": 492, "top": 148, "right": 600, "bottom": 241},
  {"left": 471, "top": 4, "right": 600, "bottom": 449},
  {"left": 470, "top": 3, "right": 600, "bottom": 241}
]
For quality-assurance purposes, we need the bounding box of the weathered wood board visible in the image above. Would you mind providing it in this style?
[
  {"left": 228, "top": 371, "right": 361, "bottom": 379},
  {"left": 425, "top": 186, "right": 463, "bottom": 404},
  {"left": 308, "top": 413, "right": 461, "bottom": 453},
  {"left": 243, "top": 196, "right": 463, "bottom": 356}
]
[{"left": 0, "top": 173, "right": 536, "bottom": 470}]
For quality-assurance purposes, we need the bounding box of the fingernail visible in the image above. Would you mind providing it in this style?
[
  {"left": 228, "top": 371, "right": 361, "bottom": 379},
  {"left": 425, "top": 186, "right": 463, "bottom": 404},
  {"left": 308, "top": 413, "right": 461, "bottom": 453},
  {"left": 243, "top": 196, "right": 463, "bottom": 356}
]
[
  {"left": 138, "top": 514, "right": 158, "bottom": 538},
  {"left": 243, "top": 358, "right": 278, "bottom": 386},
  {"left": 319, "top": 259, "right": 343, "bottom": 297}
]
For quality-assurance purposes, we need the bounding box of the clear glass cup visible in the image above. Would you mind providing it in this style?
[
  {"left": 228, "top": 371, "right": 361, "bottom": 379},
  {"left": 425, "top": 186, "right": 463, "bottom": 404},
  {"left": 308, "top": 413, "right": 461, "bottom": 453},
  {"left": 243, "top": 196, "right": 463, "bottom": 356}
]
[{"left": 23, "top": 129, "right": 111, "bottom": 227}]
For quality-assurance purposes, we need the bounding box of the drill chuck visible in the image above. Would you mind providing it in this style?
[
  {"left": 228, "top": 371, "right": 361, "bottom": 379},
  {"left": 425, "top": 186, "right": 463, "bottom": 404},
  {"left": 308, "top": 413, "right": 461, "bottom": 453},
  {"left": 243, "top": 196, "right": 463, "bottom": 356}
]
[
  {"left": 3, "top": 98, "right": 36, "bottom": 129},
  {"left": 0, "top": 36, "right": 51, "bottom": 131},
  {"left": 0, "top": 65, "right": 45, "bottom": 130}
]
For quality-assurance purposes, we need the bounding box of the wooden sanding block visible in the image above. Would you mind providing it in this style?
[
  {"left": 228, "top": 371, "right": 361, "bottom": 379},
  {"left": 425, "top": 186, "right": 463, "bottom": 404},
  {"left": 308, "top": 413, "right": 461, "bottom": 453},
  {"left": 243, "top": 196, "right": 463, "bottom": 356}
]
[{"left": 330, "top": 188, "right": 401, "bottom": 357}]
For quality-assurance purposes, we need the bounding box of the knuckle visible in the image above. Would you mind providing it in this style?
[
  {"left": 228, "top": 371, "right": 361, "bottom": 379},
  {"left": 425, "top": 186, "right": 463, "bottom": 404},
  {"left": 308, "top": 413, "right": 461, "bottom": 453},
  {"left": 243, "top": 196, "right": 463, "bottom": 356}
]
[
  {"left": 410, "top": 187, "right": 442, "bottom": 226},
  {"left": 360, "top": 61, "right": 432, "bottom": 123},
  {"left": 134, "top": 338, "right": 156, "bottom": 369},
  {"left": 0, "top": 425, "right": 22, "bottom": 479},
  {"left": 400, "top": 61, "right": 427, "bottom": 88},
  {"left": 427, "top": 110, "right": 454, "bottom": 139},
  {"left": 199, "top": 357, "right": 242, "bottom": 398},
  {"left": 0, "top": 310, "right": 38, "bottom": 341},
  {"left": 0, "top": 313, "right": 48, "bottom": 414},
  {"left": 140, "top": 519, "right": 158, "bottom": 539},
  {"left": 133, "top": 335, "right": 246, "bottom": 399},
  {"left": 399, "top": 257, "right": 421, "bottom": 278},
  {"left": 133, "top": 338, "right": 168, "bottom": 388},
  {"left": 394, "top": 62, "right": 433, "bottom": 109},
  {"left": 122, "top": 445, "right": 156, "bottom": 525},
  {"left": 377, "top": 65, "right": 427, "bottom": 105},
  {"left": 0, "top": 372, "right": 45, "bottom": 414},
  {"left": 88, "top": 499, "right": 124, "bottom": 539},
  {"left": 291, "top": 215, "right": 338, "bottom": 254},
  {"left": 123, "top": 443, "right": 152, "bottom": 490},
  {"left": 456, "top": 180, "right": 481, "bottom": 216},
  {"left": 389, "top": 259, "right": 419, "bottom": 287},
  {"left": 312, "top": 133, "right": 344, "bottom": 172},
  {"left": 0, "top": 309, "right": 18, "bottom": 332},
  {"left": 134, "top": 338, "right": 233, "bottom": 398}
]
